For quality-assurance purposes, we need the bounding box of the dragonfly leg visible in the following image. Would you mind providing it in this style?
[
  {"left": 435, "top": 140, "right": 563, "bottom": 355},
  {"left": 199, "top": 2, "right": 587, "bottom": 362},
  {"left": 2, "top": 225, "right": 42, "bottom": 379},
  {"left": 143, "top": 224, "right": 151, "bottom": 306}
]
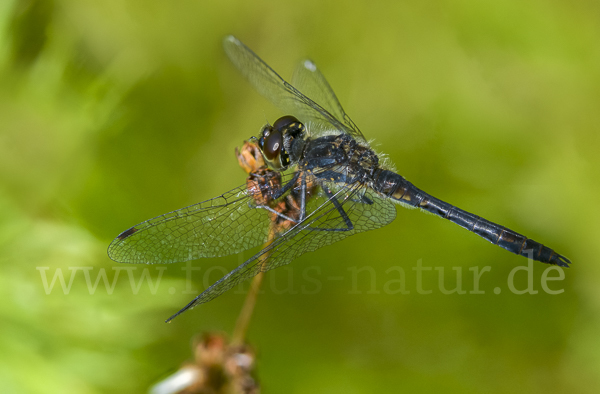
[
  {"left": 248, "top": 171, "right": 304, "bottom": 222},
  {"left": 251, "top": 175, "right": 354, "bottom": 232},
  {"left": 271, "top": 171, "right": 300, "bottom": 200},
  {"left": 308, "top": 186, "right": 354, "bottom": 232},
  {"left": 252, "top": 204, "right": 301, "bottom": 223},
  {"left": 298, "top": 173, "right": 307, "bottom": 222}
]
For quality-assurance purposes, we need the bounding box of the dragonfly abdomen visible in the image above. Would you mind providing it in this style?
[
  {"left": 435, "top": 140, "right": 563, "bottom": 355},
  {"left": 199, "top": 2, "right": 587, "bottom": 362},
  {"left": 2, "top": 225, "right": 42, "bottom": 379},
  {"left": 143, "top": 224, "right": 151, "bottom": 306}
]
[{"left": 374, "top": 170, "right": 570, "bottom": 267}]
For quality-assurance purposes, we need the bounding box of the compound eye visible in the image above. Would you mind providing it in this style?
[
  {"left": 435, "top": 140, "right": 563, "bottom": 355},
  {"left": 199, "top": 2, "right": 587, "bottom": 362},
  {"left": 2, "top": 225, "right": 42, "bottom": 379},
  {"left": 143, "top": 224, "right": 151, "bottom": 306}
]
[
  {"left": 273, "top": 115, "right": 300, "bottom": 132},
  {"left": 262, "top": 128, "right": 283, "bottom": 161}
]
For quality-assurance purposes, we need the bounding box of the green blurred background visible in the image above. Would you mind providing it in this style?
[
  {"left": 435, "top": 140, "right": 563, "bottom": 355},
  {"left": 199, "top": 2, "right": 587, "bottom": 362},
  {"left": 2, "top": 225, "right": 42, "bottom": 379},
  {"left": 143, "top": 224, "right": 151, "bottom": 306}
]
[{"left": 1, "top": 0, "right": 598, "bottom": 392}]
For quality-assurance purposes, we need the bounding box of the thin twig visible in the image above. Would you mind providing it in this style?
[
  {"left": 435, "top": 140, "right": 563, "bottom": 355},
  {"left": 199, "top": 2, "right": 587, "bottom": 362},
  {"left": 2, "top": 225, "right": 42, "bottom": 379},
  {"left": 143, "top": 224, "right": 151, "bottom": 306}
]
[
  {"left": 231, "top": 271, "right": 264, "bottom": 346},
  {"left": 231, "top": 228, "right": 277, "bottom": 346}
]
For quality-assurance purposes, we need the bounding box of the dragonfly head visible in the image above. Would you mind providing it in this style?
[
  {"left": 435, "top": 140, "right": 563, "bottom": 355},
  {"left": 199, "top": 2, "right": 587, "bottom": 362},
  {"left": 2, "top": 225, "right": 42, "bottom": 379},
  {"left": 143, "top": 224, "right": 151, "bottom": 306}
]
[{"left": 257, "top": 115, "right": 306, "bottom": 171}]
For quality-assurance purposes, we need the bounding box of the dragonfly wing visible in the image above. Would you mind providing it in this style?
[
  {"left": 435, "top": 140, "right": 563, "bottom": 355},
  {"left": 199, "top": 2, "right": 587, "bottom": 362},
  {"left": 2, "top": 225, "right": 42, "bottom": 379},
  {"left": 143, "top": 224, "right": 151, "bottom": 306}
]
[
  {"left": 292, "top": 59, "right": 366, "bottom": 142},
  {"left": 167, "top": 183, "right": 396, "bottom": 320},
  {"left": 223, "top": 36, "right": 359, "bottom": 140},
  {"left": 107, "top": 183, "right": 273, "bottom": 264}
]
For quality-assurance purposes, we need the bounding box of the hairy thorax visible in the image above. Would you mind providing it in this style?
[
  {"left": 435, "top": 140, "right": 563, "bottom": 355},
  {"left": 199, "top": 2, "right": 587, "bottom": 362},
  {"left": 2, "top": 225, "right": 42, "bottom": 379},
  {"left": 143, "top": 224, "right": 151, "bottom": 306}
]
[{"left": 301, "top": 133, "right": 381, "bottom": 185}]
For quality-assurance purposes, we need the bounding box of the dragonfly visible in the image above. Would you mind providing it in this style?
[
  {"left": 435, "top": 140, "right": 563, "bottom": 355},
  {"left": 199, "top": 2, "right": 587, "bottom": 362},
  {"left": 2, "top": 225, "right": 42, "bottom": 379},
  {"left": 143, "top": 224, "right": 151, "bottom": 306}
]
[{"left": 108, "top": 35, "right": 571, "bottom": 322}]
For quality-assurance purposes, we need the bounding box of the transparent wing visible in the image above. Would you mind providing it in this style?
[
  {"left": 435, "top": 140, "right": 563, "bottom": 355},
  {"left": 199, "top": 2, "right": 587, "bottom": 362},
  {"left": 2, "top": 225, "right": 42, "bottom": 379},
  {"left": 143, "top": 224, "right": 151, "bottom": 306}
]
[
  {"left": 107, "top": 182, "right": 278, "bottom": 264},
  {"left": 292, "top": 59, "right": 365, "bottom": 141},
  {"left": 167, "top": 182, "right": 396, "bottom": 321},
  {"left": 223, "top": 35, "right": 367, "bottom": 143}
]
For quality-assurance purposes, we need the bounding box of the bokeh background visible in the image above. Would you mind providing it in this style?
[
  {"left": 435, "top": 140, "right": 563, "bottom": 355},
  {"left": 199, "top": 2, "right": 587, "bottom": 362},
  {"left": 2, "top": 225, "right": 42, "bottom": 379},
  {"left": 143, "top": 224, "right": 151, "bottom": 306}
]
[{"left": 1, "top": 0, "right": 598, "bottom": 393}]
